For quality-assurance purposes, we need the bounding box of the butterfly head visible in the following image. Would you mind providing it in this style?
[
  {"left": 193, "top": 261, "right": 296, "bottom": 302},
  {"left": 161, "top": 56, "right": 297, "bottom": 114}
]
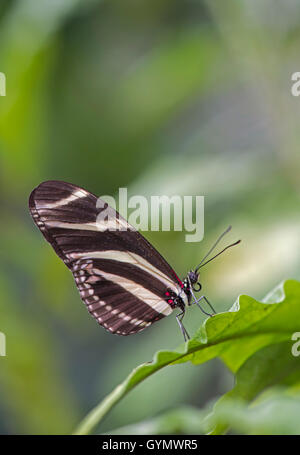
[
  {"left": 184, "top": 270, "right": 202, "bottom": 296},
  {"left": 187, "top": 270, "right": 199, "bottom": 286}
]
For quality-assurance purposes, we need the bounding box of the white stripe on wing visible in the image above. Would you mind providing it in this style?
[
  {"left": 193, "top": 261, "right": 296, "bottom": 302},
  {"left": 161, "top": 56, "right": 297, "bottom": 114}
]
[
  {"left": 44, "top": 220, "right": 132, "bottom": 232},
  {"left": 68, "top": 249, "right": 185, "bottom": 302},
  {"left": 36, "top": 189, "right": 88, "bottom": 209},
  {"left": 92, "top": 268, "right": 173, "bottom": 316}
]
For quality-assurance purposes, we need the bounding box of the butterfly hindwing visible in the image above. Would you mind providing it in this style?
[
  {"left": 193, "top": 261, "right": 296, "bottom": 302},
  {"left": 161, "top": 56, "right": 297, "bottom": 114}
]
[
  {"left": 72, "top": 258, "right": 166, "bottom": 334},
  {"left": 29, "top": 180, "right": 185, "bottom": 335}
]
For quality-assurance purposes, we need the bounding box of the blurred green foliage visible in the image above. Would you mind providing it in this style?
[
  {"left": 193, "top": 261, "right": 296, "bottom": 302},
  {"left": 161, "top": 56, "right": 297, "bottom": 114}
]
[{"left": 0, "top": 0, "right": 299, "bottom": 434}]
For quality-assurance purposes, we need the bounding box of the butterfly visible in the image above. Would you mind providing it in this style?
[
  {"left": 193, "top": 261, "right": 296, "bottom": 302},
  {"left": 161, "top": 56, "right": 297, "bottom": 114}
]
[{"left": 29, "top": 180, "right": 240, "bottom": 341}]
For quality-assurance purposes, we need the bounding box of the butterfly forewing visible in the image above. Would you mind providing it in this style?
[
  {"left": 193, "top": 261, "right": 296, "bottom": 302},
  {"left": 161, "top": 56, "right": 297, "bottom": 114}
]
[{"left": 29, "top": 180, "right": 185, "bottom": 335}]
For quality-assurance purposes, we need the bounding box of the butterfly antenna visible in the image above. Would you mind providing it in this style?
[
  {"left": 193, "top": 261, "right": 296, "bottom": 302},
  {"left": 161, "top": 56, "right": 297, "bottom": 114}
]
[
  {"left": 195, "top": 239, "right": 241, "bottom": 271},
  {"left": 195, "top": 226, "right": 240, "bottom": 272}
]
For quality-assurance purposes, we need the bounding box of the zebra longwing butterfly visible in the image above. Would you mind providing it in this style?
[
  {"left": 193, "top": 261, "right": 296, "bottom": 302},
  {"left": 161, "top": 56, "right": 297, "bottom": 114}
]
[{"left": 29, "top": 181, "right": 240, "bottom": 341}]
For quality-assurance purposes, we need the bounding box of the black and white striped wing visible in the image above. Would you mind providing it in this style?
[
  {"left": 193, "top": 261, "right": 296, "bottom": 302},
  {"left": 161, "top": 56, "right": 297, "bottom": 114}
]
[{"left": 29, "top": 181, "right": 186, "bottom": 335}]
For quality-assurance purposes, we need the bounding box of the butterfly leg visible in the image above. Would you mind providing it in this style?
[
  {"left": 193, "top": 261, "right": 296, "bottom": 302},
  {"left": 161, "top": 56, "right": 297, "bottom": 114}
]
[
  {"left": 192, "top": 295, "right": 217, "bottom": 317},
  {"left": 187, "top": 275, "right": 216, "bottom": 316},
  {"left": 176, "top": 310, "right": 190, "bottom": 342}
]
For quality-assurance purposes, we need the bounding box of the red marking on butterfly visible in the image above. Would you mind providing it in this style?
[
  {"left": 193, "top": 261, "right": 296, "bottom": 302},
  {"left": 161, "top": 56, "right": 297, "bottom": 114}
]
[{"left": 173, "top": 272, "right": 184, "bottom": 288}]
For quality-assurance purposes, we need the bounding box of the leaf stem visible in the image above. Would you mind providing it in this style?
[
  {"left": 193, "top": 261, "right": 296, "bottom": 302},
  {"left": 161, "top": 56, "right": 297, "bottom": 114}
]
[{"left": 73, "top": 382, "right": 128, "bottom": 435}]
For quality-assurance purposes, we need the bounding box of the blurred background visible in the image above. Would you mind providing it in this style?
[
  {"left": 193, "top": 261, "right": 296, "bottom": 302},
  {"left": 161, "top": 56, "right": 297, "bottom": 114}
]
[{"left": 0, "top": 0, "right": 299, "bottom": 434}]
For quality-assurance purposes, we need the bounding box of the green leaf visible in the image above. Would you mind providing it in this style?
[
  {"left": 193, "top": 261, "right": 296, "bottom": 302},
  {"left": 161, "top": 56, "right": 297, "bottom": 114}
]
[
  {"left": 207, "top": 388, "right": 300, "bottom": 435},
  {"left": 206, "top": 340, "right": 300, "bottom": 435},
  {"left": 73, "top": 279, "right": 300, "bottom": 435}
]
